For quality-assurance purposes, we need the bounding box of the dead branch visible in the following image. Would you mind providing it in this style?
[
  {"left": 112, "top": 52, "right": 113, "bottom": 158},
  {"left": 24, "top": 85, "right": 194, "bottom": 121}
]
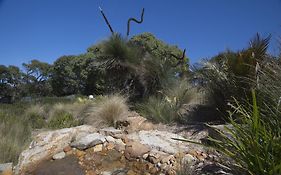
[
  {"left": 99, "top": 6, "right": 114, "bottom": 34},
  {"left": 127, "top": 8, "right": 145, "bottom": 37},
  {"left": 171, "top": 49, "right": 186, "bottom": 67}
]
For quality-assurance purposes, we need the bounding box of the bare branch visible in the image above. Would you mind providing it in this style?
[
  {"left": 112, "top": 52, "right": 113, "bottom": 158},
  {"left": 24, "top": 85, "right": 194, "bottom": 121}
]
[
  {"left": 171, "top": 49, "right": 186, "bottom": 67},
  {"left": 99, "top": 6, "right": 114, "bottom": 34},
  {"left": 127, "top": 8, "right": 145, "bottom": 37}
]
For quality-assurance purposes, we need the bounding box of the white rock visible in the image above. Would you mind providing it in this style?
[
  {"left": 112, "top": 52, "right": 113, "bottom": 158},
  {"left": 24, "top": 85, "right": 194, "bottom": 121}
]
[
  {"left": 183, "top": 154, "right": 196, "bottom": 163},
  {"left": 128, "top": 130, "right": 188, "bottom": 154},
  {"left": 105, "top": 135, "right": 115, "bottom": 142},
  {"left": 15, "top": 125, "right": 96, "bottom": 174},
  {"left": 52, "top": 151, "right": 66, "bottom": 160},
  {"left": 93, "top": 144, "right": 103, "bottom": 152},
  {"left": 71, "top": 132, "right": 106, "bottom": 150}
]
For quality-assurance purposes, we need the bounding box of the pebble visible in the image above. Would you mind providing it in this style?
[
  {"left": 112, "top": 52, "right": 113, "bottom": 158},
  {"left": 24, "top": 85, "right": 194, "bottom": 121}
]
[
  {"left": 93, "top": 144, "right": 103, "bottom": 152},
  {"left": 52, "top": 151, "right": 66, "bottom": 160},
  {"left": 63, "top": 145, "right": 72, "bottom": 152}
]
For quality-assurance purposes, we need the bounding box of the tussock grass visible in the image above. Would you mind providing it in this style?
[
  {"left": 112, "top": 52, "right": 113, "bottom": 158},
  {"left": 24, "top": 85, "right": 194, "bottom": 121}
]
[
  {"left": 0, "top": 112, "right": 31, "bottom": 163},
  {"left": 85, "top": 94, "right": 129, "bottom": 128},
  {"left": 137, "top": 80, "right": 195, "bottom": 123}
]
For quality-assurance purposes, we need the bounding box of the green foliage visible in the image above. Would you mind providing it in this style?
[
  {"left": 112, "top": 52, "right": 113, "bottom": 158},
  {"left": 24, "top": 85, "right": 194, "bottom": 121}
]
[
  {"left": 22, "top": 59, "right": 52, "bottom": 96},
  {"left": 137, "top": 79, "right": 195, "bottom": 123},
  {"left": 24, "top": 105, "right": 46, "bottom": 129},
  {"left": 196, "top": 34, "right": 271, "bottom": 118},
  {"left": 0, "top": 65, "right": 23, "bottom": 101},
  {"left": 47, "top": 111, "right": 80, "bottom": 129},
  {"left": 206, "top": 91, "right": 281, "bottom": 175}
]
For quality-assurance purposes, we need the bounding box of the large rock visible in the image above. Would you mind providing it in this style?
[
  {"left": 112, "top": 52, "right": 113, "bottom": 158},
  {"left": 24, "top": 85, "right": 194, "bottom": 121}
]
[
  {"left": 71, "top": 132, "right": 106, "bottom": 150},
  {"left": 124, "top": 141, "right": 150, "bottom": 159},
  {"left": 15, "top": 125, "right": 96, "bottom": 175},
  {"left": 128, "top": 130, "right": 188, "bottom": 154}
]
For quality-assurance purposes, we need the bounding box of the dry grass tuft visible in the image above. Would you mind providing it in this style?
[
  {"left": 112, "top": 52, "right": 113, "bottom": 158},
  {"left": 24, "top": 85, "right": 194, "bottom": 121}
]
[{"left": 85, "top": 94, "right": 129, "bottom": 128}]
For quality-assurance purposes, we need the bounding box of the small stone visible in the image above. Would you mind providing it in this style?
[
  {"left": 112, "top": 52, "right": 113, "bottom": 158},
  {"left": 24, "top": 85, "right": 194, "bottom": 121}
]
[
  {"left": 105, "top": 136, "right": 115, "bottom": 142},
  {"left": 121, "top": 136, "right": 129, "bottom": 143},
  {"left": 125, "top": 142, "right": 150, "bottom": 159},
  {"left": 202, "top": 152, "right": 208, "bottom": 158},
  {"left": 107, "top": 142, "right": 115, "bottom": 150},
  {"left": 76, "top": 150, "right": 86, "bottom": 157},
  {"left": 52, "top": 151, "right": 66, "bottom": 160},
  {"left": 100, "top": 127, "right": 123, "bottom": 136},
  {"left": 63, "top": 145, "right": 72, "bottom": 152},
  {"left": 182, "top": 154, "right": 196, "bottom": 164},
  {"left": 142, "top": 153, "right": 149, "bottom": 160},
  {"left": 149, "top": 167, "right": 158, "bottom": 174},
  {"left": 115, "top": 144, "right": 125, "bottom": 152},
  {"left": 156, "top": 162, "right": 161, "bottom": 168},
  {"left": 93, "top": 144, "right": 103, "bottom": 152},
  {"left": 196, "top": 155, "right": 205, "bottom": 161},
  {"left": 167, "top": 169, "right": 176, "bottom": 175},
  {"left": 127, "top": 170, "right": 137, "bottom": 175},
  {"left": 145, "top": 163, "right": 154, "bottom": 171},
  {"left": 86, "top": 170, "right": 96, "bottom": 175},
  {"left": 161, "top": 155, "right": 174, "bottom": 164},
  {"left": 188, "top": 150, "right": 197, "bottom": 156},
  {"left": 71, "top": 133, "right": 106, "bottom": 150},
  {"left": 197, "top": 162, "right": 204, "bottom": 167},
  {"left": 148, "top": 156, "right": 159, "bottom": 164}
]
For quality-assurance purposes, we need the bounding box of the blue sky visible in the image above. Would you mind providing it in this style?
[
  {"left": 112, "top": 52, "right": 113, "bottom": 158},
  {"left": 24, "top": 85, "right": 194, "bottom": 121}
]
[{"left": 0, "top": 0, "right": 280, "bottom": 67}]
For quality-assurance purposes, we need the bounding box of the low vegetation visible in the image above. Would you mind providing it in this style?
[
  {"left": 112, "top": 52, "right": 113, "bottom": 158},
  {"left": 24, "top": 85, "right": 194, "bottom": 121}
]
[
  {"left": 1, "top": 31, "right": 281, "bottom": 175},
  {"left": 85, "top": 94, "right": 130, "bottom": 128}
]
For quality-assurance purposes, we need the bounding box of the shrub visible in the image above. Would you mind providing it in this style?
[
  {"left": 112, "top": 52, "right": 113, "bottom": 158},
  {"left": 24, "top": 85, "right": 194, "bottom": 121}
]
[
  {"left": 47, "top": 111, "right": 80, "bottom": 129},
  {"left": 85, "top": 94, "right": 129, "bottom": 128},
  {"left": 24, "top": 105, "right": 46, "bottom": 128},
  {"left": 137, "top": 79, "right": 195, "bottom": 123},
  {"left": 137, "top": 96, "right": 175, "bottom": 123},
  {"left": 0, "top": 112, "right": 31, "bottom": 163}
]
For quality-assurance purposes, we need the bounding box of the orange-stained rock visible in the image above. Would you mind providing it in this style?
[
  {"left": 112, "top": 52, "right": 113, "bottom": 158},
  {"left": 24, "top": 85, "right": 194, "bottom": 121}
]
[{"left": 63, "top": 145, "right": 72, "bottom": 152}]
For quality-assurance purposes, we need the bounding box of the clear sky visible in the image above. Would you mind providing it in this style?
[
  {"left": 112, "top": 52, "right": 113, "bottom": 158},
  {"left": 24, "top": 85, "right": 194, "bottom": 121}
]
[{"left": 0, "top": 0, "right": 280, "bottom": 67}]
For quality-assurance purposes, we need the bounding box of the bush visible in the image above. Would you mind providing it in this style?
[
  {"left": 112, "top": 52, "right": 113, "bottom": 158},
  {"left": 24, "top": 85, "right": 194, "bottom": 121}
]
[
  {"left": 85, "top": 94, "right": 129, "bottom": 128},
  {"left": 137, "top": 79, "right": 195, "bottom": 123},
  {"left": 47, "top": 111, "right": 80, "bottom": 129},
  {"left": 24, "top": 105, "right": 46, "bottom": 128},
  {"left": 0, "top": 112, "right": 31, "bottom": 163}
]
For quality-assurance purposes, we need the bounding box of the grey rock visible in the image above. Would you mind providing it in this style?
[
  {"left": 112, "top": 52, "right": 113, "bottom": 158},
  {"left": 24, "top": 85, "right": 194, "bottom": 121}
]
[
  {"left": 128, "top": 130, "right": 188, "bottom": 154},
  {"left": 52, "top": 151, "right": 66, "bottom": 160},
  {"left": 100, "top": 127, "right": 123, "bottom": 136},
  {"left": 71, "top": 132, "right": 106, "bottom": 150}
]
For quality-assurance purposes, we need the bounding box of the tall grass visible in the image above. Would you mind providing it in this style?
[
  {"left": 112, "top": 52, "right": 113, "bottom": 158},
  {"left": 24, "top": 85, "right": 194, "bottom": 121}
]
[
  {"left": 206, "top": 90, "right": 281, "bottom": 175},
  {"left": 137, "top": 79, "right": 195, "bottom": 123},
  {"left": 85, "top": 94, "right": 130, "bottom": 127},
  {"left": 0, "top": 112, "right": 31, "bottom": 163}
]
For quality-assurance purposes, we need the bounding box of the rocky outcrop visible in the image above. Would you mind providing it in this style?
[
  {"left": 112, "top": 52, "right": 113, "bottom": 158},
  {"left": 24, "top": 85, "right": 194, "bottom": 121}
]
[
  {"left": 14, "top": 116, "right": 233, "bottom": 175},
  {"left": 15, "top": 125, "right": 96, "bottom": 175}
]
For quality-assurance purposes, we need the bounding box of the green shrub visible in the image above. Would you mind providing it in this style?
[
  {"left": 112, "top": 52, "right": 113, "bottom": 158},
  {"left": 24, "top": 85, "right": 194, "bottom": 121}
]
[
  {"left": 24, "top": 105, "right": 46, "bottom": 128},
  {"left": 137, "top": 96, "right": 175, "bottom": 123},
  {"left": 137, "top": 79, "right": 195, "bottom": 123},
  {"left": 0, "top": 112, "right": 31, "bottom": 163},
  {"left": 85, "top": 94, "right": 129, "bottom": 127},
  {"left": 47, "top": 111, "right": 80, "bottom": 129}
]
